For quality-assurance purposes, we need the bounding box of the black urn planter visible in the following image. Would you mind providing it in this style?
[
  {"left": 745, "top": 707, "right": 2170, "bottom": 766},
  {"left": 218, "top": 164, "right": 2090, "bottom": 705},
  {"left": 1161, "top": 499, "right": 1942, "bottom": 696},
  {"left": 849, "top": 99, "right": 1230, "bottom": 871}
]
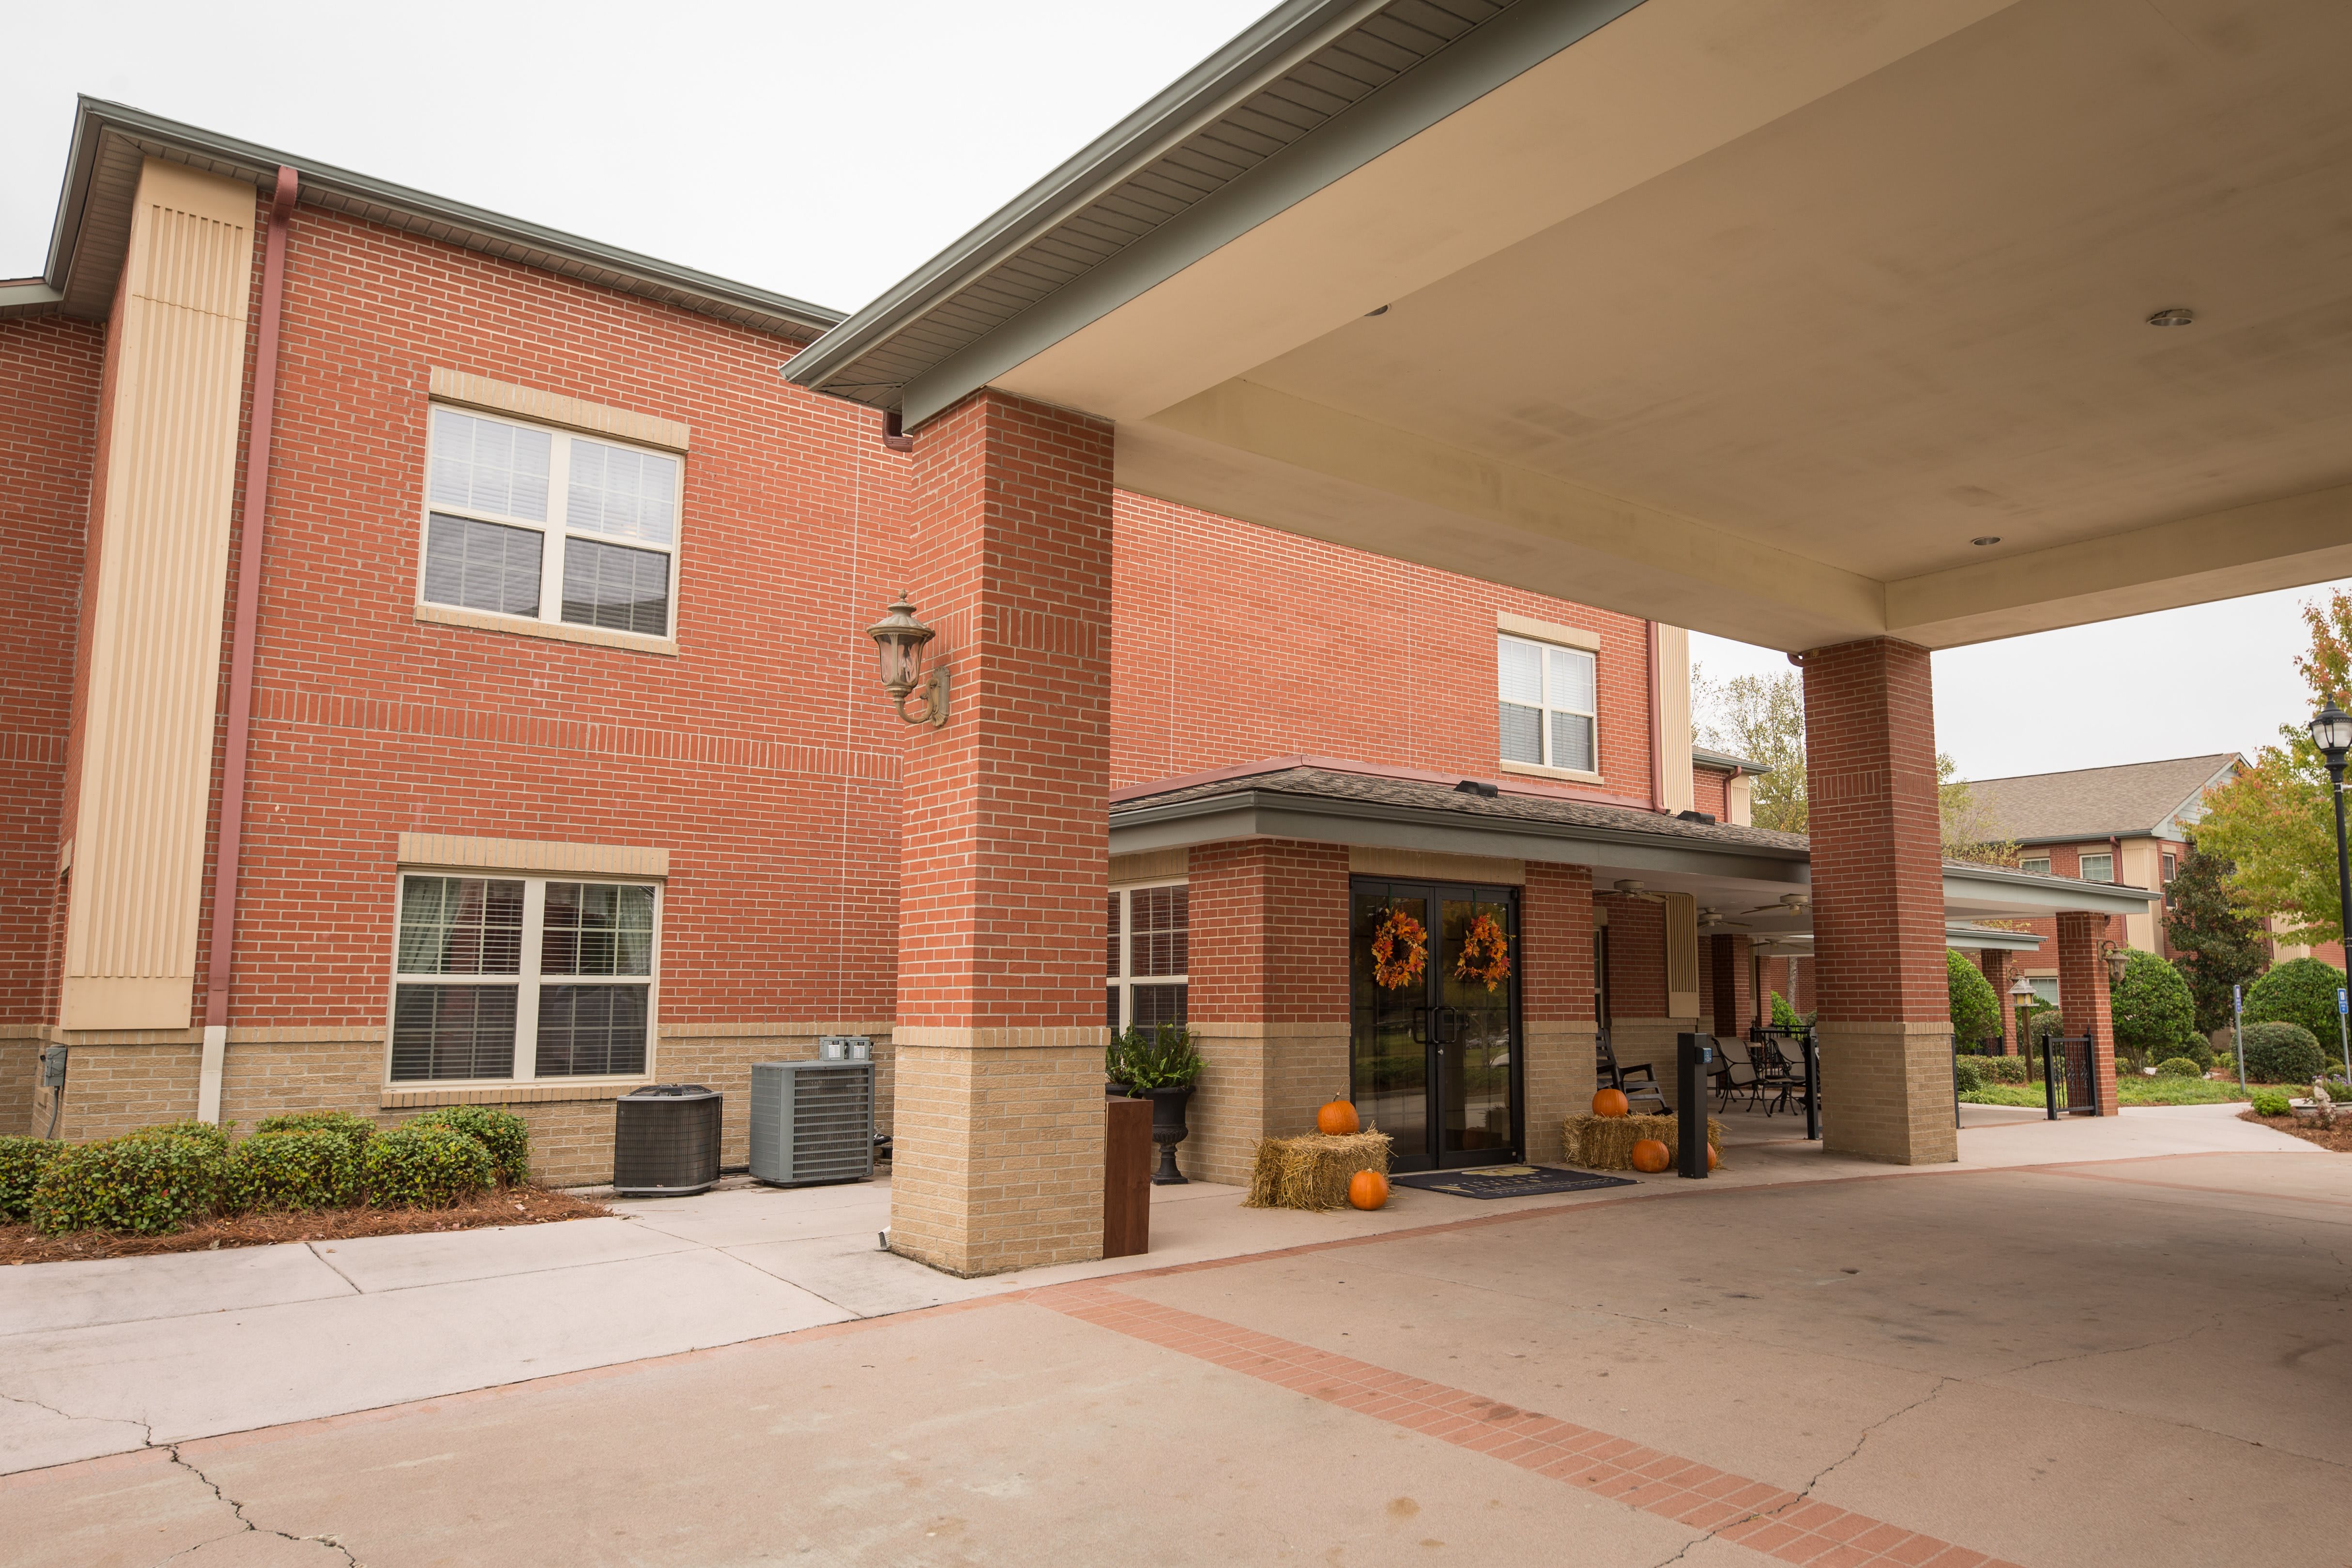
[{"left": 1148, "top": 1085, "right": 1194, "bottom": 1185}]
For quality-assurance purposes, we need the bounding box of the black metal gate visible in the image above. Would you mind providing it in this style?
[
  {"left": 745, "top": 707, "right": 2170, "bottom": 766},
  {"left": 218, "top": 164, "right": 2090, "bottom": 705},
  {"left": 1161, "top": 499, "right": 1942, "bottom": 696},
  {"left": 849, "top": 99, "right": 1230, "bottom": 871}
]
[{"left": 2041, "top": 1034, "right": 2099, "bottom": 1118}]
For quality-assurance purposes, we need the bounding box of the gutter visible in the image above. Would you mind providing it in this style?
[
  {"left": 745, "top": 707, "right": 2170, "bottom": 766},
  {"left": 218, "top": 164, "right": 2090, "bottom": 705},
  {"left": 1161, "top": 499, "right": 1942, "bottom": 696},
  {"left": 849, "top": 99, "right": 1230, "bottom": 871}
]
[{"left": 199, "top": 165, "right": 297, "bottom": 1126}]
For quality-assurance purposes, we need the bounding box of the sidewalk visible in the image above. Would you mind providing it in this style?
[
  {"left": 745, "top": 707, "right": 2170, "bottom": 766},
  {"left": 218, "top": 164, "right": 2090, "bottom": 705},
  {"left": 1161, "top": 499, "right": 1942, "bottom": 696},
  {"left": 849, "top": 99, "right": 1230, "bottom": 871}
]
[{"left": 0, "top": 1103, "right": 2316, "bottom": 1477}]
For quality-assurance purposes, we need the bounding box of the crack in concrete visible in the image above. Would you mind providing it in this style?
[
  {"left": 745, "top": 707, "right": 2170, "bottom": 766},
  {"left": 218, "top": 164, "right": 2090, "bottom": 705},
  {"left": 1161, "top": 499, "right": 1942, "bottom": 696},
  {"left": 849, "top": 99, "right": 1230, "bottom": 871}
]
[
  {"left": 157, "top": 1444, "right": 358, "bottom": 1566},
  {"left": 1797, "top": 1376, "right": 1953, "bottom": 1497}
]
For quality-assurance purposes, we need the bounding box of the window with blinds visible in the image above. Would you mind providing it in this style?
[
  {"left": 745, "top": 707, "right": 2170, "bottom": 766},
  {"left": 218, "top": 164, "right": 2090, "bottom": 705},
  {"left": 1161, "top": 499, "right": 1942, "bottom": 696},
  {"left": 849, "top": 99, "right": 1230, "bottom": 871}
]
[
  {"left": 389, "top": 872, "right": 659, "bottom": 1083},
  {"left": 423, "top": 406, "right": 681, "bottom": 641},
  {"left": 1498, "top": 634, "right": 1598, "bottom": 773},
  {"left": 1106, "top": 882, "right": 1188, "bottom": 1030}
]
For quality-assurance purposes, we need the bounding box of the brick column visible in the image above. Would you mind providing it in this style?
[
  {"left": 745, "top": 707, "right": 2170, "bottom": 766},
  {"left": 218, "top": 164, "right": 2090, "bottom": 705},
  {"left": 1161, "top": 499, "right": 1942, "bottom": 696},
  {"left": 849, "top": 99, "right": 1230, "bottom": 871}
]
[
  {"left": 2055, "top": 911, "right": 2121, "bottom": 1115},
  {"left": 1977, "top": 948, "right": 2014, "bottom": 1054},
  {"left": 1522, "top": 862, "right": 1597, "bottom": 1161},
  {"left": 1709, "top": 933, "right": 1752, "bottom": 1041},
  {"left": 889, "top": 390, "right": 1114, "bottom": 1276},
  {"left": 1185, "top": 839, "right": 1352, "bottom": 1186},
  {"left": 1800, "top": 638, "right": 1955, "bottom": 1163}
]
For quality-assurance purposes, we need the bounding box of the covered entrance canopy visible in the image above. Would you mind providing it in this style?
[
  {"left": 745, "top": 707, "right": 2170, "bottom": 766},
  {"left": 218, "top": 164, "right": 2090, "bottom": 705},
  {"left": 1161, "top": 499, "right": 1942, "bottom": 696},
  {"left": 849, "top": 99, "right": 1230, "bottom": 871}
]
[{"left": 788, "top": 0, "right": 2352, "bottom": 651}]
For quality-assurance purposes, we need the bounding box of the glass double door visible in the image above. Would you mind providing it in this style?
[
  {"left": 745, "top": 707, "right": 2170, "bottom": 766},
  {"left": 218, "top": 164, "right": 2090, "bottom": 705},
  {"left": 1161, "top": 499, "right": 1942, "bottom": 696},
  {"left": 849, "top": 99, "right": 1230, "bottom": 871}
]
[{"left": 1349, "top": 879, "right": 1521, "bottom": 1173}]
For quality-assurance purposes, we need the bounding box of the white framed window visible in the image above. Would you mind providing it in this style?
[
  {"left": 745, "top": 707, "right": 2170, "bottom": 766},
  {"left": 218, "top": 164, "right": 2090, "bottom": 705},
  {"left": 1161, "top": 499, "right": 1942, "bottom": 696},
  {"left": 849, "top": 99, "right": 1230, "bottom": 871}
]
[
  {"left": 1106, "top": 882, "right": 1188, "bottom": 1031},
  {"left": 422, "top": 406, "right": 681, "bottom": 642},
  {"left": 388, "top": 872, "right": 660, "bottom": 1083},
  {"left": 2019, "top": 856, "right": 2051, "bottom": 876},
  {"left": 2078, "top": 853, "right": 2114, "bottom": 883},
  {"left": 1497, "top": 634, "right": 1597, "bottom": 773}
]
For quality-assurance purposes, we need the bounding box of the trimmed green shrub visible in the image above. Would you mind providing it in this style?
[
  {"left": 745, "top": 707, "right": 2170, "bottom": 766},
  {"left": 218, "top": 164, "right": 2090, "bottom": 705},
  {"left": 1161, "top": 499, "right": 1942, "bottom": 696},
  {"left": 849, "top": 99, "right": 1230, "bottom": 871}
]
[
  {"left": 1952, "top": 1055, "right": 1987, "bottom": 1093},
  {"left": 30, "top": 1134, "right": 230, "bottom": 1235},
  {"left": 364, "top": 1124, "right": 493, "bottom": 1208},
  {"left": 1979, "top": 1054, "right": 2031, "bottom": 1084},
  {"left": 1947, "top": 950, "right": 2002, "bottom": 1049},
  {"left": 2155, "top": 1057, "right": 2205, "bottom": 1079},
  {"left": 229, "top": 1129, "right": 361, "bottom": 1212},
  {"left": 2244, "top": 958, "right": 2346, "bottom": 1050},
  {"left": 2112, "top": 950, "right": 2199, "bottom": 1062},
  {"left": 127, "top": 1119, "right": 232, "bottom": 1155},
  {"left": 2250, "top": 1088, "right": 2292, "bottom": 1116},
  {"left": 0, "top": 1137, "right": 64, "bottom": 1221},
  {"left": 2241, "top": 1021, "right": 2326, "bottom": 1086},
  {"left": 410, "top": 1105, "right": 529, "bottom": 1185},
  {"left": 255, "top": 1109, "right": 376, "bottom": 1156},
  {"left": 1770, "top": 991, "right": 1804, "bottom": 1033}
]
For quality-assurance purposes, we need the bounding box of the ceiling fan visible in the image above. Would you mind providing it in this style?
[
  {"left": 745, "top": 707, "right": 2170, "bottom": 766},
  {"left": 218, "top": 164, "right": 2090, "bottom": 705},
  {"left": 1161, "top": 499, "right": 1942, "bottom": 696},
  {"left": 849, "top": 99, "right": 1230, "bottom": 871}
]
[
  {"left": 1611, "top": 880, "right": 1667, "bottom": 902},
  {"left": 1741, "top": 892, "right": 1812, "bottom": 917},
  {"left": 1695, "top": 907, "right": 1751, "bottom": 930}
]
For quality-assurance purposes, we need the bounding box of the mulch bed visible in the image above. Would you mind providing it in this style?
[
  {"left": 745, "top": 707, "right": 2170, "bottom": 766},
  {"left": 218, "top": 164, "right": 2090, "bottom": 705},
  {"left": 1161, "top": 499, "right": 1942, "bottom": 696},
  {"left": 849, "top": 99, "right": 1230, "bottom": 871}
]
[
  {"left": 2241, "top": 1110, "right": 2352, "bottom": 1154},
  {"left": 0, "top": 1184, "right": 612, "bottom": 1266}
]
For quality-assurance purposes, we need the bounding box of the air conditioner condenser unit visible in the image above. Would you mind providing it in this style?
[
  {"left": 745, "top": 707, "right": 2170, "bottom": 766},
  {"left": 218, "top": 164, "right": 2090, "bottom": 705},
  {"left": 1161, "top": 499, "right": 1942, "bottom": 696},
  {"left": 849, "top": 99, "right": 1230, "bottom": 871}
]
[{"left": 749, "top": 1058, "right": 874, "bottom": 1187}]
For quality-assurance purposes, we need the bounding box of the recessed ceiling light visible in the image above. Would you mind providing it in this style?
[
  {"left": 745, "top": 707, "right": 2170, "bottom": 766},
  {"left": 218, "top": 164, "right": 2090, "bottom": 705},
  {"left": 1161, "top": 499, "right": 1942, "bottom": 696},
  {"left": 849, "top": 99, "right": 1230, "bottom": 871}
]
[
  {"left": 1363, "top": 304, "right": 1390, "bottom": 317},
  {"left": 2147, "top": 307, "right": 2195, "bottom": 327},
  {"left": 1971, "top": 535, "right": 2001, "bottom": 547}
]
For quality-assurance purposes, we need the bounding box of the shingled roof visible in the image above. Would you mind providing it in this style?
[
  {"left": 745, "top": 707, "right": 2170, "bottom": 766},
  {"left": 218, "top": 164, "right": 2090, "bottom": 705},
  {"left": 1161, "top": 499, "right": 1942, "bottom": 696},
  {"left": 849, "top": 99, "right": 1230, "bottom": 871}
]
[{"left": 1964, "top": 754, "right": 2241, "bottom": 844}]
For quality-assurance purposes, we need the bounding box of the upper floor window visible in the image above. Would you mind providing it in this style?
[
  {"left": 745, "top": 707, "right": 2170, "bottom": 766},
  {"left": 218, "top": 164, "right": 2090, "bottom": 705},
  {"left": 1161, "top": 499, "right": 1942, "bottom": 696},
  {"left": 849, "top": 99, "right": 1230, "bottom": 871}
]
[
  {"left": 424, "top": 407, "right": 680, "bottom": 641},
  {"left": 389, "top": 872, "right": 659, "bottom": 1083},
  {"left": 1106, "top": 882, "right": 1188, "bottom": 1031},
  {"left": 1497, "top": 634, "right": 1596, "bottom": 773},
  {"left": 2019, "top": 856, "right": 2052, "bottom": 876},
  {"left": 2077, "top": 852, "right": 2114, "bottom": 883}
]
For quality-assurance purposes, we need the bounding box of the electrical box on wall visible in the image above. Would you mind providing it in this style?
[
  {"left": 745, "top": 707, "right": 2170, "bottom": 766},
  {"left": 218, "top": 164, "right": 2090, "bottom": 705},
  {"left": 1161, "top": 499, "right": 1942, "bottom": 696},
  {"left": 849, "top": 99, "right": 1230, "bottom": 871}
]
[
  {"left": 819, "top": 1035, "right": 871, "bottom": 1061},
  {"left": 39, "top": 1046, "right": 67, "bottom": 1089}
]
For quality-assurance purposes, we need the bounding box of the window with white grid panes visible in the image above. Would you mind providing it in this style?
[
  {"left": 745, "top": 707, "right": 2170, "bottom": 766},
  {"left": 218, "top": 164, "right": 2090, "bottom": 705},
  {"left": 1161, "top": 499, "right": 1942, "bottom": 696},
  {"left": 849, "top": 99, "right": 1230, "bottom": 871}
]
[
  {"left": 388, "top": 872, "right": 659, "bottom": 1083},
  {"left": 423, "top": 406, "right": 681, "bottom": 640},
  {"left": 2077, "top": 853, "right": 2114, "bottom": 883},
  {"left": 1497, "top": 634, "right": 1598, "bottom": 773},
  {"left": 1105, "top": 883, "right": 1188, "bottom": 1030}
]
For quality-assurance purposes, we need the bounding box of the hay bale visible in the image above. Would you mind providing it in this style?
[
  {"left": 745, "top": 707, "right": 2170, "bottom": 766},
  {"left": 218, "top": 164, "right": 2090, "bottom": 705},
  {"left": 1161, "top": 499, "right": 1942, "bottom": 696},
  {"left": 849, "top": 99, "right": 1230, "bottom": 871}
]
[
  {"left": 1560, "top": 1113, "right": 1724, "bottom": 1171},
  {"left": 1244, "top": 1129, "right": 1392, "bottom": 1211}
]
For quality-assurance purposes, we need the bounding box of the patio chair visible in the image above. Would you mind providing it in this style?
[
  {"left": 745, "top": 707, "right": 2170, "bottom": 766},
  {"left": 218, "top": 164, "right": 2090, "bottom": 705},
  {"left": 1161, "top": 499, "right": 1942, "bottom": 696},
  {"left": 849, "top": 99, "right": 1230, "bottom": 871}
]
[
  {"left": 1714, "top": 1042, "right": 1766, "bottom": 1113},
  {"left": 1596, "top": 1031, "right": 1667, "bottom": 1114},
  {"left": 1763, "top": 1032, "right": 1809, "bottom": 1116}
]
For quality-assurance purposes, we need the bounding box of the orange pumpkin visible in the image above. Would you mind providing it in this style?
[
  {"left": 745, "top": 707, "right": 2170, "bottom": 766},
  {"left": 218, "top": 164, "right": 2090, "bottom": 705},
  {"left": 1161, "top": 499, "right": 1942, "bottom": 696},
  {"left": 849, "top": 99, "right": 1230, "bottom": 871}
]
[
  {"left": 1590, "top": 1088, "right": 1630, "bottom": 1118},
  {"left": 1630, "top": 1138, "right": 1671, "bottom": 1174},
  {"left": 1347, "top": 1168, "right": 1390, "bottom": 1210},
  {"left": 1706, "top": 1142, "right": 1719, "bottom": 1172},
  {"left": 1318, "top": 1097, "right": 1361, "bottom": 1137}
]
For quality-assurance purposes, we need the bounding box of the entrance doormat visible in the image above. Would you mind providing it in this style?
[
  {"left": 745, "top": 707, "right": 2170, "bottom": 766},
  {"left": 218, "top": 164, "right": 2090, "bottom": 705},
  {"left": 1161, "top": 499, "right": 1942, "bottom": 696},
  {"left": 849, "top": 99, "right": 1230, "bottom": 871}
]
[{"left": 1387, "top": 1165, "right": 1637, "bottom": 1200}]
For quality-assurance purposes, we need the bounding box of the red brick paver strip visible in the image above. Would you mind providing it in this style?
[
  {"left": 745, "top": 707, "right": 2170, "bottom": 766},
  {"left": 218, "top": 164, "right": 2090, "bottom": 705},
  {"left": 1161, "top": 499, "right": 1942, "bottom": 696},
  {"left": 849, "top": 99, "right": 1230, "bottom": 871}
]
[{"left": 1035, "top": 1280, "right": 2021, "bottom": 1568}]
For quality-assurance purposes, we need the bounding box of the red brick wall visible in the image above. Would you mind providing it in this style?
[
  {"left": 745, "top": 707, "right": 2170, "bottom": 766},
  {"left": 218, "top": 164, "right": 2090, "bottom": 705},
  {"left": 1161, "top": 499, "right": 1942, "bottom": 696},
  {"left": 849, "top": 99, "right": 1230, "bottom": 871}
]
[
  {"left": 173, "top": 202, "right": 912, "bottom": 1030},
  {"left": 1112, "top": 490, "right": 1655, "bottom": 800},
  {"left": 1800, "top": 639, "right": 1947, "bottom": 1023},
  {"left": 2056, "top": 910, "right": 2120, "bottom": 1114},
  {"left": 897, "top": 390, "right": 1112, "bottom": 1029},
  {"left": 0, "top": 317, "right": 102, "bottom": 1028},
  {"left": 1692, "top": 765, "right": 1730, "bottom": 822},
  {"left": 1710, "top": 933, "right": 1753, "bottom": 1037},
  {"left": 1598, "top": 894, "right": 1666, "bottom": 1017},
  {"left": 1187, "top": 839, "right": 1352, "bottom": 1024},
  {"left": 1522, "top": 862, "right": 1596, "bottom": 1024}
]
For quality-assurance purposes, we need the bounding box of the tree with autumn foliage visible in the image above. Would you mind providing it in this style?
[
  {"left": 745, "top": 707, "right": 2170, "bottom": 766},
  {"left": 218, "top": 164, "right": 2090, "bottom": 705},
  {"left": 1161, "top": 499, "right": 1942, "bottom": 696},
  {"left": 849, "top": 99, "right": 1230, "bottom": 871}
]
[{"left": 2192, "top": 588, "right": 2352, "bottom": 946}]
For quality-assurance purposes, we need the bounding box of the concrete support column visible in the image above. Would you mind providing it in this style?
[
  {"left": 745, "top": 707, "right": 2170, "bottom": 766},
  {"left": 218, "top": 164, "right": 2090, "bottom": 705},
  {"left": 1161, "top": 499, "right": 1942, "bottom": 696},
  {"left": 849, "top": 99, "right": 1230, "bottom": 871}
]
[
  {"left": 1709, "top": 932, "right": 1752, "bottom": 1042},
  {"left": 1185, "top": 839, "right": 1352, "bottom": 1187},
  {"left": 1523, "top": 862, "right": 1597, "bottom": 1161},
  {"left": 2056, "top": 911, "right": 2121, "bottom": 1114},
  {"left": 1978, "top": 948, "right": 2014, "bottom": 1054},
  {"left": 889, "top": 391, "right": 1114, "bottom": 1276},
  {"left": 1799, "top": 637, "right": 1955, "bottom": 1164}
]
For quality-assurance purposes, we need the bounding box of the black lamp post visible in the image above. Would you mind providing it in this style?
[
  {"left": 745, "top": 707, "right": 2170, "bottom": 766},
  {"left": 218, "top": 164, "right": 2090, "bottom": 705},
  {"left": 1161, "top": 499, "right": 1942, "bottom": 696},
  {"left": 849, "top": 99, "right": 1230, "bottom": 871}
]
[{"left": 2307, "top": 702, "right": 2352, "bottom": 1078}]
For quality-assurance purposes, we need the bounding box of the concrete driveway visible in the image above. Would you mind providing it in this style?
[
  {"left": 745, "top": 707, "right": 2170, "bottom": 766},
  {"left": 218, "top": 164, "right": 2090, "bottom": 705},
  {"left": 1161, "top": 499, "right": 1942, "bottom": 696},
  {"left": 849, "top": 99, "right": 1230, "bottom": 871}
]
[{"left": 3, "top": 1108, "right": 2341, "bottom": 1566}]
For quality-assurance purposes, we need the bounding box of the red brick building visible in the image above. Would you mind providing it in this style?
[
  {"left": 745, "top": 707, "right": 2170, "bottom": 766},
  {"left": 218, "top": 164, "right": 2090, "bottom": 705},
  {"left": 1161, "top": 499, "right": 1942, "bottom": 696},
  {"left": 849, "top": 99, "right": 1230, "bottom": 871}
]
[{"left": 1, "top": 106, "right": 2154, "bottom": 1251}]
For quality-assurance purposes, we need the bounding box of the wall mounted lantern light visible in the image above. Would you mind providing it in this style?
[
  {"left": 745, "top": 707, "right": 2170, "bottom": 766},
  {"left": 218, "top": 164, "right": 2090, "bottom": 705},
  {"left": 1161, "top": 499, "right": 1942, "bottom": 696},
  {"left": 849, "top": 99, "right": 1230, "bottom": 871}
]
[
  {"left": 867, "top": 592, "right": 948, "bottom": 728},
  {"left": 2099, "top": 940, "right": 2129, "bottom": 990}
]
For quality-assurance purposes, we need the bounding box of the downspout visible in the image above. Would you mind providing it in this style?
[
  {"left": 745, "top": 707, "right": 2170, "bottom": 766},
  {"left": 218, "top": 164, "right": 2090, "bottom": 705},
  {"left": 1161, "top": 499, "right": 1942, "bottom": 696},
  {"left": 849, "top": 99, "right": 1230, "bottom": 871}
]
[
  {"left": 1645, "top": 619, "right": 1663, "bottom": 813},
  {"left": 199, "top": 166, "right": 298, "bottom": 1125}
]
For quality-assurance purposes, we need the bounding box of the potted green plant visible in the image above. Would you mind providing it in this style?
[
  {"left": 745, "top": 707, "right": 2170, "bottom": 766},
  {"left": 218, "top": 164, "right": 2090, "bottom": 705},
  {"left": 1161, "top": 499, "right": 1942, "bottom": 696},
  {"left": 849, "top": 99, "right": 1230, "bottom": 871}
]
[{"left": 1110, "top": 1024, "right": 1203, "bottom": 1184}]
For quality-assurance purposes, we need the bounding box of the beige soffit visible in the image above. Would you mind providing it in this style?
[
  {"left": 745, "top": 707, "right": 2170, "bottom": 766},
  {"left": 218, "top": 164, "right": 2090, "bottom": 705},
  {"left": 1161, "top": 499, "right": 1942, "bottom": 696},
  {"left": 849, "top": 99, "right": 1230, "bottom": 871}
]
[
  {"left": 1349, "top": 847, "right": 1524, "bottom": 885},
  {"left": 397, "top": 834, "right": 670, "bottom": 879},
  {"left": 1495, "top": 611, "right": 1602, "bottom": 653},
  {"left": 1110, "top": 847, "right": 1189, "bottom": 884},
  {"left": 428, "top": 368, "right": 691, "bottom": 453},
  {"left": 60, "top": 159, "right": 255, "bottom": 1033}
]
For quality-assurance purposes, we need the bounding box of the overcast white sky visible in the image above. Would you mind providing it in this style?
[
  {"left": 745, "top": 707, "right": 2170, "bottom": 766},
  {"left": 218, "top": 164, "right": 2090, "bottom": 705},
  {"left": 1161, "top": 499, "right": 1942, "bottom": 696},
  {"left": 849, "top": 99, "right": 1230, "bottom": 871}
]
[{"left": 8, "top": 1, "right": 2333, "bottom": 784}]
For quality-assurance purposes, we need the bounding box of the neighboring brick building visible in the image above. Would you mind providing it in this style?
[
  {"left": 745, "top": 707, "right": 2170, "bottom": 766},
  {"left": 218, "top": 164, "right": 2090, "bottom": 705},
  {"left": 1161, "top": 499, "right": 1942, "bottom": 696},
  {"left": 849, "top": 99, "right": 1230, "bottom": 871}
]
[{"left": 1, "top": 105, "right": 2155, "bottom": 1224}]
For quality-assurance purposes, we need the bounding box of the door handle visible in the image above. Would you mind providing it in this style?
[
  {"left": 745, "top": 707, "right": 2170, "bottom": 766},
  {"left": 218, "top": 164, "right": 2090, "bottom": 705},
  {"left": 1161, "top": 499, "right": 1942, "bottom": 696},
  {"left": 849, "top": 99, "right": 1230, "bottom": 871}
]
[{"left": 1412, "top": 1006, "right": 1430, "bottom": 1045}]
